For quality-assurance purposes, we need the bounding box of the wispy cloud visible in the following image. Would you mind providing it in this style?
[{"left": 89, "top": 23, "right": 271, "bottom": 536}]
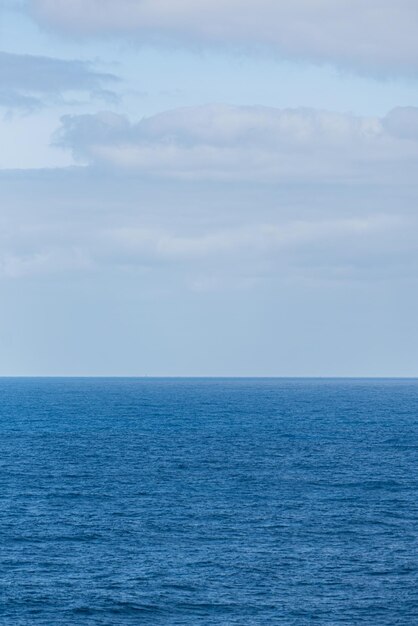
[{"left": 0, "top": 51, "right": 119, "bottom": 111}]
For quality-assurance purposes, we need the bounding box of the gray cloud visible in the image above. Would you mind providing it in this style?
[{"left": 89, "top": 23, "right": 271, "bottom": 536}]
[
  {"left": 31, "top": 0, "right": 418, "bottom": 75},
  {"left": 54, "top": 104, "right": 418, "bottom": 184},
  {"left": 0, "top": 163, "right": 415, "bottom": 287},
  {"left": 0, "top": 51, "right": 119, "bottom": 110},
  {"left": 12, "top": 103, "right": 408, "bottom": 288},
  {"left": 1, "top": 104, "right": 418, "bottom": 285},
  {"left": 382, "top": 107, "right": 418, "bottom": 141}
]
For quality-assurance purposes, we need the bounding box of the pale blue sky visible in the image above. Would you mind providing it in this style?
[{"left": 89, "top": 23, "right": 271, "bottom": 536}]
[{"left": 1, "top": 1, "right": 418, "bottom": 375}]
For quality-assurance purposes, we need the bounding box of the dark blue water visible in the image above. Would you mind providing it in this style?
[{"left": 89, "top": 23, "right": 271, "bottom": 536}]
[{"left": 1, "top": 378, "right": 418, "bottom": 624}]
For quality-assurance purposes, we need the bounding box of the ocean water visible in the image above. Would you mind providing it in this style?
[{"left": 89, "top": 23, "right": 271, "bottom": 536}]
[{"left": 1, "top": 378, "right": 418, "bottom": 625}]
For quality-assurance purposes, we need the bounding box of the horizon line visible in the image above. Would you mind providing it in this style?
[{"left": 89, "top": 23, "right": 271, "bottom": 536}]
[{"left": 0, "top": 376, "right": 417, "bottom": 380}]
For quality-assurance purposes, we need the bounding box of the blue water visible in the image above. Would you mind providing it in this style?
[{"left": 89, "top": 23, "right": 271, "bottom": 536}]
[{"left": 1, "top": 378, "right": 418, "bottom": 624}]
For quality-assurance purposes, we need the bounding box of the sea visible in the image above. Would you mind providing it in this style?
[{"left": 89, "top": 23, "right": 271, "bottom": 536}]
[{"left": 1, "top": 377, "right": 418, "bottom": 625}]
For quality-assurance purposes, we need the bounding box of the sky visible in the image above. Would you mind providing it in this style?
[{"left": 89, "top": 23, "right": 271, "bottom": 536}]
[{"left": 1, "top": 0, "right": 418, "bottom": 376}]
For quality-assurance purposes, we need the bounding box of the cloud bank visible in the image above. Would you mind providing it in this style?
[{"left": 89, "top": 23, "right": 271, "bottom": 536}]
[
  {"left": 0, "top": 166, "right": 406, "bottom": 283},
  {"left": 16, "top": 103, "right": 410, "bottom": 287},
  {"left": 55, "top": 104, "right": 418, "bottom": 184},
  {"left": 31, "top": 0, "right": 418, "bottom": 75}
]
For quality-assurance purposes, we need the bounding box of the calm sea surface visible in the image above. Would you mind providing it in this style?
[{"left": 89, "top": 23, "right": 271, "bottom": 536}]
[{"left": 1, "top": 378, "right": 418, "bottom": 624}]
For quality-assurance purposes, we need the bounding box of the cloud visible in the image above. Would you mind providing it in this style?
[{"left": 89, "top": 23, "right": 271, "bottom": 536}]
[
  {"left": 8, "top": 103, "right": 409, "bottom": 286},
  {"left": 2, "top": 104, "right": 418, "bottom": 284},
  {"left": 30, "top": 0, "right": 418, "bottom": 75},
  {"left": 54, "top": 104, "right": 418, "bottom": 184},
  {"left": 382, "top": 107, "right": 418, "bottom": 141},
  {"left": 0, "top": 51, "right": 119, "bottom": 111},
  {"left": 100, "top": 216, "right": 398, "bottom": 265},
  {"left": 0, "top": 164, "right": 414, "bottom": 286}
]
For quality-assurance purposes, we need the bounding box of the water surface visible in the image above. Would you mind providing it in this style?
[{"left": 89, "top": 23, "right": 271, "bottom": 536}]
[{"left": 1, "top": 378, "right": 418, "bottom": 624}]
